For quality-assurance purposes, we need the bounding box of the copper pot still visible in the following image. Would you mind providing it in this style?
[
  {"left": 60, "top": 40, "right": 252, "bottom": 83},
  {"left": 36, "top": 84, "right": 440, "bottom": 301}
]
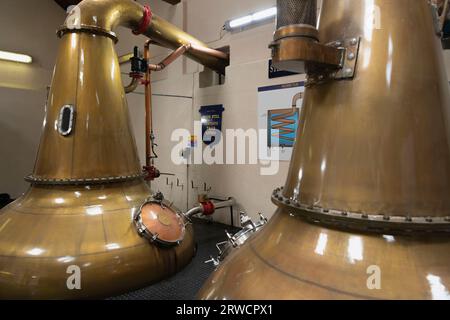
[
  {"left": 199, "top": 0, "right": 450, "bottom": 300},
  {"left": 0, "top": 0, "right": 228, "bottom": 299}
]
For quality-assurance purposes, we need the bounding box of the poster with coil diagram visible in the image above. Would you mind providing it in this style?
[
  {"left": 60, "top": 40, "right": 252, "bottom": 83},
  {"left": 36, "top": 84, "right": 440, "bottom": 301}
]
[{"left": 258, "top": 82, "right": 305, "bottom": 161}]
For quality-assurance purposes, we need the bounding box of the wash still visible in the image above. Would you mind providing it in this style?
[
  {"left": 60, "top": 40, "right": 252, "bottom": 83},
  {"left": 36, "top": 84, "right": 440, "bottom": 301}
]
[{"left": 0, "top": 0, "right": 228, "bottom": 299}]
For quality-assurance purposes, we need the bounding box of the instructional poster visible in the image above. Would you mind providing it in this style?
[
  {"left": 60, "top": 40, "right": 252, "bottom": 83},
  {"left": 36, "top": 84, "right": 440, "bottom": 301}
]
[{"left": 258, "top": 82, "right": 305, "bottom": 161}]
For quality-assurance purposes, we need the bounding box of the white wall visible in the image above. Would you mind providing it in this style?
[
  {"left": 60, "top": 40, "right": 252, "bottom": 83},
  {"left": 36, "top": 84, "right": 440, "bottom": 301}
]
[{"left": 0, "top": 0, "right": 65, "bottom": 198}]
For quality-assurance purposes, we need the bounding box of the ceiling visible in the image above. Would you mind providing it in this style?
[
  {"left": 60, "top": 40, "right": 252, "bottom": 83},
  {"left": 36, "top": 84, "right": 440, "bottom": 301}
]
[{"left": 54, "top": 0, "right": 180, "bottom": 10}]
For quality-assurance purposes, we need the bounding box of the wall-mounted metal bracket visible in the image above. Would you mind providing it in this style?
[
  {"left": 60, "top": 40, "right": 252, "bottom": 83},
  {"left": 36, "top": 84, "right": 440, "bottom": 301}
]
[
  {"left": 166, "top": 177, "right": 174, "bottom": 189},
  {"left": 270, "top": 23, "right": 361, "bottom": 87},
  {"left": 176, "top": 178, "right": 184, "bottom": 191},
  {"left": 306, "top": 37, "right": 361, "bottom": 86}
]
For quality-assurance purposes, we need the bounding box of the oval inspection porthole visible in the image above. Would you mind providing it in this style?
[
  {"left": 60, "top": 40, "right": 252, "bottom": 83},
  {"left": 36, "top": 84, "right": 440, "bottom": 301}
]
[{"left": 58, "top": 105, "right": 75, "bottom": 136}]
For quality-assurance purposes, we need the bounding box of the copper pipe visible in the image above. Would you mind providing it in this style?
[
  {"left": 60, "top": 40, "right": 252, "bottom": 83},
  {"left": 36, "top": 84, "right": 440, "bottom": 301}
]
[
  {"left": 189, "top": 44, "right": 228, "bottom": 60},
  {"left": 123, "top": 41, "right": 192, "bottom": 169},
  {"left": 148, "top": 44, "right": 191, "bottom": 71},
  {"left": 143, "top": 42, "right": 194, "bottom": 166},
  {"left": 144, "top": 17, "right": 229, "bottom": 74},
  {"left": 124, "top": 77, "right": 139, "bottom": 93},
  {"left": 291, "top": 92, "right": 303, "bottom": 108},
  {"left": 144, "top": 40, "right": 153, "bottom": 167},
  {"left": 61, "top": 0, "right": 229, "bottom": 74},
  {"left": 118, "top": 52, "right": 134, "bottom": 65}
]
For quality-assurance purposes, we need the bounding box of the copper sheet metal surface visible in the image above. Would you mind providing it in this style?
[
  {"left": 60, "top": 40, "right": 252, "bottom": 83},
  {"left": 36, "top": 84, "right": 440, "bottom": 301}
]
[
  {"left": 199, "top": 0, "right": 450, "bottom": 300},
  {"left": 0, "top": 181, "right": 194, "bottom": 299},
  {"left": 199, "top": 209, "right": 450, "bottom": 300}
]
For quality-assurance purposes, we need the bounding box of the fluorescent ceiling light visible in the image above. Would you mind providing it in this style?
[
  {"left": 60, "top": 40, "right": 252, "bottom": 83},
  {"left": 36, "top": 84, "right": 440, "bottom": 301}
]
[
  {"left": 227, "top": 6, "right": 277, "bottom": 30},
  {"left": 0, "top": 50, "right": 33, "bottom": 64},
  {"left": 253, "top": 7, "right": 277, "bottom": 21},
  {"left": 229, "top": 15, "right": 253, "bottom": 28}
]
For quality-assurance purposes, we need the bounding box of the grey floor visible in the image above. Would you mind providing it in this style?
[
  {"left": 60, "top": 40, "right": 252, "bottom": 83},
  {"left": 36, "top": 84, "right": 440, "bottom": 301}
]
[{"left": 109, "top": 218, "right": 239, "bottom": 300}]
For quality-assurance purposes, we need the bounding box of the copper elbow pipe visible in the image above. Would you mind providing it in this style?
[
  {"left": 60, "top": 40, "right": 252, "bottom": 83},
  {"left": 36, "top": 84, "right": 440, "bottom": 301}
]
[
  {"left": 62, "top": 0, "right": 229, "bottom": 74},
  {"left": 144, "top": 17, "right": 228, "bottom": 74},
  {"left": 148, "top": 44, "right": 191, "bottom": 71},
  {"left": 124, "top": 77, "right": 139, "bottom": 93},
  {"left": 291, "top": 92, "right": 303, "bottom": 108}
]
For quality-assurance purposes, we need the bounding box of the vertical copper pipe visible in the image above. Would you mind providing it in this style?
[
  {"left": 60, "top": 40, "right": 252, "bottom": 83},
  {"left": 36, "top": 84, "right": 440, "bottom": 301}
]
[{"left": 144, "top": 40, "right": 153, "bottom": 167}]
